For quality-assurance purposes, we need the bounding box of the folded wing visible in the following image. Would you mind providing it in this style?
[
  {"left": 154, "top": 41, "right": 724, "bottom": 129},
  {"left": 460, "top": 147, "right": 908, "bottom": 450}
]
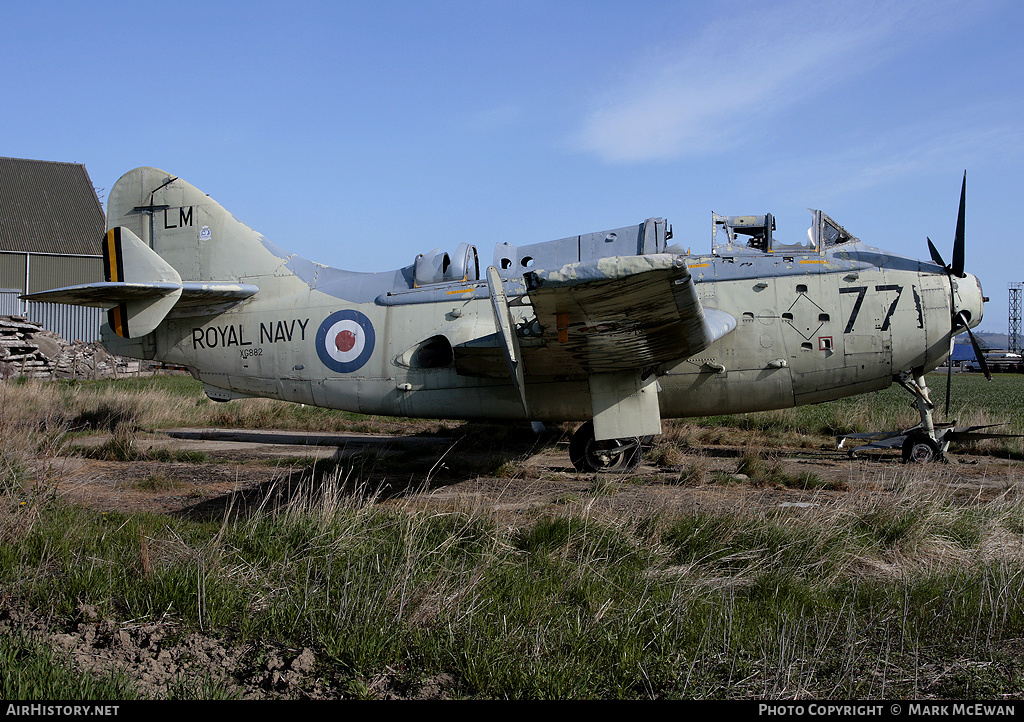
[{"left": 521, "top": 254, "right": 736, "bottom": 375}]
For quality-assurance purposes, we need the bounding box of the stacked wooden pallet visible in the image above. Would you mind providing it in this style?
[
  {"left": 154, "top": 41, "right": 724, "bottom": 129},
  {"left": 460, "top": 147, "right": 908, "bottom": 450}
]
[
  {"left": 0, "top": 316, "right": 65, "bottom": 378},
  {"left": 0, "top": 316, "right": 148, "bottom": 380}
]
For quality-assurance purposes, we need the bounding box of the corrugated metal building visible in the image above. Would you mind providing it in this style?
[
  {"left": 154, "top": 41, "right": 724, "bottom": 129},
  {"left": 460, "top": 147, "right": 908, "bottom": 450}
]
[{"left": 0, "top": 157, "right": 105, "bottom": 341}]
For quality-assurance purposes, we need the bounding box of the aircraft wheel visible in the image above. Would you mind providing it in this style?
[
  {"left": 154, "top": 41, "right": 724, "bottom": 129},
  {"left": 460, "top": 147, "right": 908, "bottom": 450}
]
[
  {"left": 901, "top": 434, "right": 941, "bottom": 464},
  {"left": 569, "top": 421, "right": 641, "bottom": 473}
]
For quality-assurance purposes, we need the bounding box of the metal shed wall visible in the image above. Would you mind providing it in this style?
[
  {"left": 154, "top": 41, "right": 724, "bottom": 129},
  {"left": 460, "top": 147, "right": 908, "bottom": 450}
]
[
  {"left": 0, "top": 251, "right": 104, "bottom": 342},
  {"left": 0, "top": 290, "right": 104, "bottom": 343},
  {"left": 0, "top": 158, "right": 107, "bottom": 343}
]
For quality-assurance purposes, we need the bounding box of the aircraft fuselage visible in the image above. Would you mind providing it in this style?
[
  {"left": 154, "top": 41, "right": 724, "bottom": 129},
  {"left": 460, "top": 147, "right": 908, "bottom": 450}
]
[{"left": 113, "top": 241, "right": 979, "bottom": 425}]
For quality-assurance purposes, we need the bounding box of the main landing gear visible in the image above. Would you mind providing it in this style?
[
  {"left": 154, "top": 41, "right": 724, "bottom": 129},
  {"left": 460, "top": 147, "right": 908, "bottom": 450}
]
[
  {"left": 569, "top": 420, "right": 642, "bottom": 473},
  {"left": 897, "top": 371, "right": 949, "bottom": 464},
  {"left": 836, "top": 371, "right": 952, "bottom": 462}
]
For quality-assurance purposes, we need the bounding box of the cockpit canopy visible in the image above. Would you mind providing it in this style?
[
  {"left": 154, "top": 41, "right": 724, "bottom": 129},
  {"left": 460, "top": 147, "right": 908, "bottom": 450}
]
[
  {"left": 414, "top": 242, "right": 480, "bottom": 286},
  {"left": 712, "top": 210, "right": 859, "bottom": 255}
]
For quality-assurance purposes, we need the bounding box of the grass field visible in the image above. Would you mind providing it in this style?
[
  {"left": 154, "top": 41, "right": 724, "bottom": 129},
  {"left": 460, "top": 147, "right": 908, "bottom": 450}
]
[
  {"left": 3, "top": 372, "right": 1024, "bottom": 699},
  {"left": 17, "top": 368, "right": 1024, "bottom": 441}
]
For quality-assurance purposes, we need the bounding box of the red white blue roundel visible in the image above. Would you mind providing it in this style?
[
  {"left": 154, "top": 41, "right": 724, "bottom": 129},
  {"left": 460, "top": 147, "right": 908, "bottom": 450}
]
[{"left": 316, "top": 310, "right": 375, "bottom": 373}]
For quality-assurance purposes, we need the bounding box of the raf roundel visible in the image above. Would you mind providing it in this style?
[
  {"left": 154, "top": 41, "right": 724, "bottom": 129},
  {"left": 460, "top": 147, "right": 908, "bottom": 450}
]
[{"left": 315, "top": 310, "right": 375, "bottom": 373}]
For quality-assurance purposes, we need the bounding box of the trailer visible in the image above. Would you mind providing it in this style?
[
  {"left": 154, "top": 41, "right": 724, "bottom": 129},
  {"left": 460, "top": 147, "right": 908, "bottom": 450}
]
[{"left": 964, "top": 351, "right": 1024, "bottom": 373}]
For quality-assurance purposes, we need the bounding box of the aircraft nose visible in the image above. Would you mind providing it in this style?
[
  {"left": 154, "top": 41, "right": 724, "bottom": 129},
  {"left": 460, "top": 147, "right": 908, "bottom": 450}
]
[{"left": 954, "top": 273, "right": 985, "bottom": 329}]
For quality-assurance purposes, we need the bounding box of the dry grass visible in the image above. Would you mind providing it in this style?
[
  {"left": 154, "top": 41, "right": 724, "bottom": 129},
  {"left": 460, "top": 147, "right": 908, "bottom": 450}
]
[{"left": 5, "top": 376, "right": 1024, "bottom": 698}]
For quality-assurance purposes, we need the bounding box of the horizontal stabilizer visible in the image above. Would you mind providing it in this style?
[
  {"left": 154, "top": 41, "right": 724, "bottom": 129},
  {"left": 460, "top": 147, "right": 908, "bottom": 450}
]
[
  {"left": 25, "top": 281, "right": 259, "bottom": 313},
  {"left": 25, "top": 281, "right": 182, "bottom": 308},
  {"left": 22, "top": 226, "right": 258, "bottom": 337}
]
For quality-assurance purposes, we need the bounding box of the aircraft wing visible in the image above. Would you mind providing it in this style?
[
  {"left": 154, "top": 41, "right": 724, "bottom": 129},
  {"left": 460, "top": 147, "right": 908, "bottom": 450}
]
[{"left": 520, "top": 254, "right": 735, "bottom": 375}]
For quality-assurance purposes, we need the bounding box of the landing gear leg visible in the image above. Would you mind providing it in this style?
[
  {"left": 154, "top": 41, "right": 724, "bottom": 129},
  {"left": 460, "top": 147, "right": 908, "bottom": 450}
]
[
  {"left": 896, "top": 371, "right": 949, "bottom": 463},
  {"left": 569, "top": 420, "right": 642, "bottom": 473}
]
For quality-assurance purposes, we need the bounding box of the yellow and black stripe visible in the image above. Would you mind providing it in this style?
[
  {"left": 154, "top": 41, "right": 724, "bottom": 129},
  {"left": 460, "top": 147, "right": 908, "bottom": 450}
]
[
  {"left": 108, "top": 302, "right": 129, "bottom": 338},
  {"left": 102, "top": 227, "right": 126, "bottom": 283},
  {"left": 102, "top": 228, "right": 129, "bottom": 338}
]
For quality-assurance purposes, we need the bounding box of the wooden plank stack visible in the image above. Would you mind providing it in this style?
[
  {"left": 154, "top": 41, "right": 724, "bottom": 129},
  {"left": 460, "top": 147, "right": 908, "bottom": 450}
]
[{"left": 0, "top": 316, "right": 154, "bottom": 380}]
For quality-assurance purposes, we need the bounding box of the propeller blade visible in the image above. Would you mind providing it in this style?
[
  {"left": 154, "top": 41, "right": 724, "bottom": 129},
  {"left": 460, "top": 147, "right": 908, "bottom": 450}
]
[
  {"left": 952, "top": 171, "right": 966, "bottom": 278},
  {"left": 927, "top": 237, "right": 947, "bottom": 270},
  {"left": 958, "top": 311, "right": 991, "bottom": 381}
]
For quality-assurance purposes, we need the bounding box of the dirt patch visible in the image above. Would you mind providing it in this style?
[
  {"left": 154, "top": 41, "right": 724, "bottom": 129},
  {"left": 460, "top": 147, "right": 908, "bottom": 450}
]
[
  {"left": 45, "top": 425, "right": 1024, "bottom": 519},
  {"left": 0, "top": 597, "right": 332, "bottom": 699}
]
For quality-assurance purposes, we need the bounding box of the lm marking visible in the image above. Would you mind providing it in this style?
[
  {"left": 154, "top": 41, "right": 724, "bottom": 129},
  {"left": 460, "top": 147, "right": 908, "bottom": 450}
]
[{"left": 163, "top": 206, "right": 194, "bottom": 229}]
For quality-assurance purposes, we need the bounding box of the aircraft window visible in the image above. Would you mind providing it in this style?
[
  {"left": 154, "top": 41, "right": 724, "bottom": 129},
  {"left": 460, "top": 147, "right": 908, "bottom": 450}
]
[
  {"left": 819, "top": 313, "right": 830, "bottom": 322},
  {"left": 711, "top": 212, "right": 829, "bottom": 254},
  {"left": 796, "top": 284, "right": 808, "bottom": 293},
  {"left": 501, "top": 258, "right": 513, "bottom": 270},
  {"left": 820, "top": 218, "right": 856, "bottom": 246},
  {"left": 808, "top": 210, "right": 860, "bottom": 249},
  {"left": 521, "top": 256, "right": 534, "bottom": 268}
]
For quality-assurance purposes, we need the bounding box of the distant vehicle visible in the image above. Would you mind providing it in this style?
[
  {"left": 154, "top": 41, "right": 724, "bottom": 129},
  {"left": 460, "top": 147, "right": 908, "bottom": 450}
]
[{"left": 965, "top": 352, "right": 1023, "bottom": 373}]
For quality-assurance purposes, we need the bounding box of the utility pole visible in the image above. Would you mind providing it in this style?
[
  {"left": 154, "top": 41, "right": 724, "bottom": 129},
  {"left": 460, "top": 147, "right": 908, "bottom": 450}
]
[{"left": 1010, "top": 282, "right": 1022, "bottom": 354}]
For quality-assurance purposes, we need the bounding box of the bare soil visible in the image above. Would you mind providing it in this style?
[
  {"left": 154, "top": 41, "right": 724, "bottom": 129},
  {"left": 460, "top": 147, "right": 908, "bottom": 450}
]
[
  {"left": 49, "top": 422, "right": 1024, "bottom": 518},
  {"left": 11, "top": 423, "right": 1024, "bottom": 699}
]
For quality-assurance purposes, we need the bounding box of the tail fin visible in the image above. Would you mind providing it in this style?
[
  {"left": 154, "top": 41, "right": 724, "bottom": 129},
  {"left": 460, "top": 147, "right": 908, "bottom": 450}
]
[
  {"left": 106, "top": 167, "right": 285, "bottom": 283},
  {"left": 24, "top": 168, "right": 262, "bottom": 336}
]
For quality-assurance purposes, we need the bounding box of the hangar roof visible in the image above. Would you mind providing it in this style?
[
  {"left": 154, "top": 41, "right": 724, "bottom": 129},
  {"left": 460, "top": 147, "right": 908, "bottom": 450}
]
[{"left": 0, "top": 157, "right": 104, "bottom": 256}]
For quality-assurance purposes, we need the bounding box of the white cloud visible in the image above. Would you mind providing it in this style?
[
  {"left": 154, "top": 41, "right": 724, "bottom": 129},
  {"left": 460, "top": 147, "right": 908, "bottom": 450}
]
[{"left": 571, "top": 0, "right": 967, "bottom": 163}]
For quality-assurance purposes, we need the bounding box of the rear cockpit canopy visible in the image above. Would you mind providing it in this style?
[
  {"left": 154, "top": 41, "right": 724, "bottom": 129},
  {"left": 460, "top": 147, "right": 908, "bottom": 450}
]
[
  {"left": 712, "top": 213, "right": 777, "bottom": 253},
  {"left": 711, "top": 210, "right": 859, "bottom": 255},
  {"left": 414, "top": 243, "right": 480, "bottom": 286}
]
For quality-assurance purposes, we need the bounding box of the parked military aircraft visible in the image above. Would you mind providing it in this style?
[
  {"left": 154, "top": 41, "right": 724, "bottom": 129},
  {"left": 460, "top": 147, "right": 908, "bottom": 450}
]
[{"left": 26, "top": 168, "right": 989, "bottom": 469}]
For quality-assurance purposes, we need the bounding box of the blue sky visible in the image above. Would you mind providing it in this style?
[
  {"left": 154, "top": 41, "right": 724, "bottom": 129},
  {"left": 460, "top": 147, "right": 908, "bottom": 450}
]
[{"left": 4, "top": 0, "right": 1022, "bottom": 333}]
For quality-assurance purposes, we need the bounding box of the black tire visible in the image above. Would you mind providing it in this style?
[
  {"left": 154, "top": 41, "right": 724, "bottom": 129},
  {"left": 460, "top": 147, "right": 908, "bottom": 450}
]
[
  {"left": 569, "top": 420, "right": 641, "bottom": 473},
  {"left": 902, "top": 434, "right": 941, "bottom": 464}
]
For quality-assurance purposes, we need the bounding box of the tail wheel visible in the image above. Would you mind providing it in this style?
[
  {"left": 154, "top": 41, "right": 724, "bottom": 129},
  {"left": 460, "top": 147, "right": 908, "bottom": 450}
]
[
  {"left": 902, "top": 433, "right": 941, "bottom": 464},
  {"left": 569, "top": 420, "right": 641, "bottom": 473}
]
